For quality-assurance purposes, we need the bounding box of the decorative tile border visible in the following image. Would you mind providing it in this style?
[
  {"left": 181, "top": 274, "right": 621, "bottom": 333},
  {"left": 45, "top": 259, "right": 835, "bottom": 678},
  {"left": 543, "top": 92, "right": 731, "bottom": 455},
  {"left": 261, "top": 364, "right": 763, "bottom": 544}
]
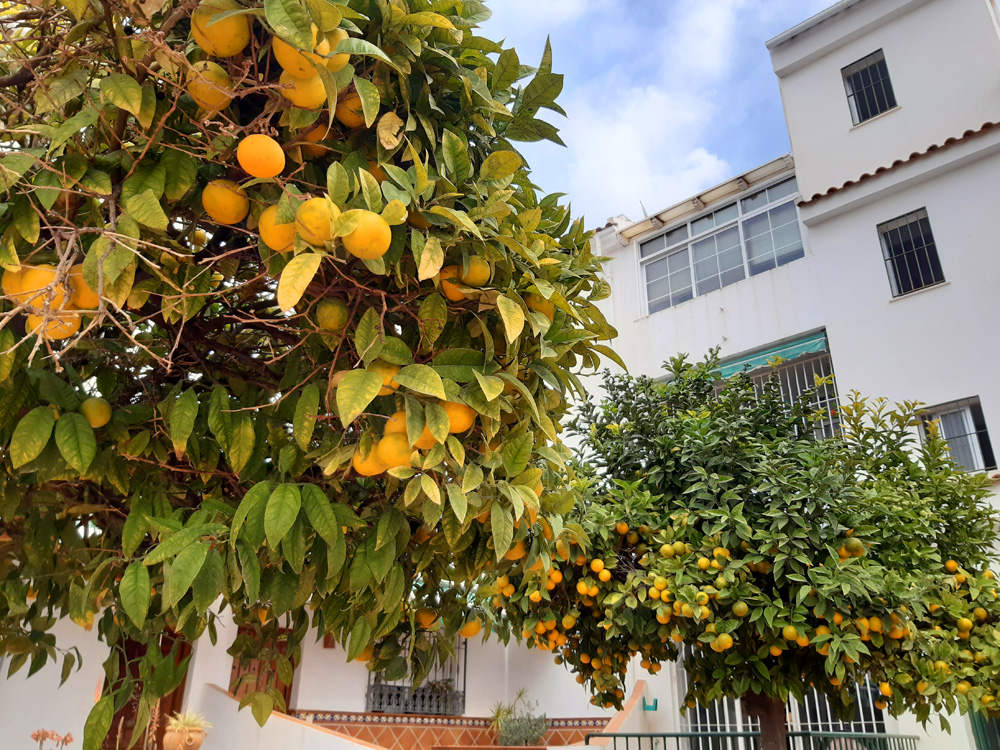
[{"left": 291, "top": 711, "right": 607, "bottom": 731}]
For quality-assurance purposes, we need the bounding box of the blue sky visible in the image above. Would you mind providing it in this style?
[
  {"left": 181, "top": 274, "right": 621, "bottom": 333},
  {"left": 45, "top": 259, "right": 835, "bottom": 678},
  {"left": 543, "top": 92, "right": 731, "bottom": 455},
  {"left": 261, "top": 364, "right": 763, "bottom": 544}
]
[{"left": 481, "top": 0, "right": 837, "bottom": 228}]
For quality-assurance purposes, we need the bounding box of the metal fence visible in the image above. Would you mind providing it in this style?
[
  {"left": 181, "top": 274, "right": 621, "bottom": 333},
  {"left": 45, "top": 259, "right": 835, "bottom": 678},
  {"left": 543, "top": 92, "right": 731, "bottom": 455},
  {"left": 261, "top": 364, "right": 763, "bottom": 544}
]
[
  {"left": 970, "top": 712, "right": 1000, "bottom": 750},
  {"left": 584, "top": 731, "right": 919, "bottom": 750},
  {"left": 365, "top": 637, "right": 467, "bottom": 715}
]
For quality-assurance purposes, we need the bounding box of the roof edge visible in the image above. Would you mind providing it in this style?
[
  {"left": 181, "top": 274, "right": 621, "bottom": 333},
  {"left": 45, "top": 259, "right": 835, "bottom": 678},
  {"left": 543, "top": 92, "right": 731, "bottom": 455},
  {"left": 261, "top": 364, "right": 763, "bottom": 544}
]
[{"left": 765, "top": 0, "right": 864, "bottom": 49}]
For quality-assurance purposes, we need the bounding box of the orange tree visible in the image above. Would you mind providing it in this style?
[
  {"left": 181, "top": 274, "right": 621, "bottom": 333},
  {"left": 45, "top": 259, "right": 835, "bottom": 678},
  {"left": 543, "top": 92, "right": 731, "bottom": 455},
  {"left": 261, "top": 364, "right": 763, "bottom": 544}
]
[
  {"left": 491, "top": 354, "right": 1000, "bottom": 749},
  {"left": 0, "top": 0, "right": 618, "bottom": 745}
]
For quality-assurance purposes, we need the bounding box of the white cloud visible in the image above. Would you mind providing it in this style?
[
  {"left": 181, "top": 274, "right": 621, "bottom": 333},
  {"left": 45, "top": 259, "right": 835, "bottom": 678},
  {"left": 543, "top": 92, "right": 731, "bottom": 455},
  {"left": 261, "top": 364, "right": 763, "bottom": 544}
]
[{"left": 481, "top": 0, "right": 839, "bottom": 225}]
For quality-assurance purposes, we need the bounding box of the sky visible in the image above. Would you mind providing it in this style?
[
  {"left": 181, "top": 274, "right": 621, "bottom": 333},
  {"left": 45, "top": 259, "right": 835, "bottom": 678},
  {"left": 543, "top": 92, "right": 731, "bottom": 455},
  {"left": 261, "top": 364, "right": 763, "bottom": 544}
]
[{"left": 479, "top": 0, "right": 838, "bottom": 228}]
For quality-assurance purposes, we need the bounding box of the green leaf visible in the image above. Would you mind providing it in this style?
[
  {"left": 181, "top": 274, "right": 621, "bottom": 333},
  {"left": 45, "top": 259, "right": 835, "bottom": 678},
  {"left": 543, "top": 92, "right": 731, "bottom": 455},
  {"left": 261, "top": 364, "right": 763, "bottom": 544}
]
[
  {"left": 394, "top": 365, "right": 446, "bottom": 399},
  {"left": 354, "top": 77, "right": 380, "bottom": 128},
  {"left": 137, "top": 83, "right": 157, "bottom": 129},
  {"left": 441, "top": 130, "right": 471, "bottom": 183},
  {"left": 521, "top": 73, "right": 564, "bottom": 111},
  {"left": 346, "top": 616, "right": 372, "bottom": 662},
  {"left": 473, "top": 371, "right": 504, "bottom": 402},
  {"left": 354, "top": 307, "right": 384, "bottom": 363},
  {"left": 480, "top": 151, "right": 522, "bottom": 182},
  {"left": 492, "top": 48, "right": 520, "bottom": 91},
  {"left": 83, "top": 696, "right": 114, "bottom": 750},
  {"left": 462, "top": 464, "right": 484, "bottom": 493},
  {"left": 251, "top": 692, "right": 274, "bottom": 727},
  {"left": 228, "top": 413, "right": 255, "bottom": 474},
  {"left": 192, "top": 551, "right": 225, "bottom": 614},
  {"left": 264, "top": 0, "right": 313, "bottom": 50},
  {"left": 80, "top": 169, "right": 112, "bottom": 196},
  {"left": 162, "top": 150, "right": 199, "bottom": 201},
  {"left": 417, "top": 236, "right": 444, "bottom": 282},
  {"left": 425, "top": 402, "right": 450, "bottom": 444},
  {"left": 232, "top": 481, "right": 271, "bottom": 547},
  {"left": 491, "top": 503, "right": 514, "bottom": 560},
  {"left": 124, "top": 189, "right": 168, "bottom": 231},
  {"left": 400, "top": 11, "right": 455, "bottom": 29},
  {"left": 120, "top": 561, "right": 150, "bottom": 628},
  {"left": 418, "top": 294, "right": 447, "bottom": 343},
  {"left": 446, "top": 484, "right": 467, "bottom": 523},
  {"left": 169, "top": 389, "right": 199, "bottom": 458},
  {"left": 143, "top": 524, "right": 227, "bottom": 566},
  {"left": 54, "top": 412, "right": 97, "bottom": 473},
  {"left": 301, "top": 484, "right": 343, "bottom": 548},
  {"left": 336, "top": 370, "right": 383, "bottom": 425},
  {"left": 293, "top": 384, "right": 320, "bottom": 451},
  {"left": 100, "top": 74, "right": 143, "bottom": 115},
  {"left": 165, "top": 541, "right": 209, "bottom": 608},
  {"left": 11, "top": 406, "right": 56, "bottom": 468},
  {"left": 13, "top": 195, "right": 40, "bottom": 243},
  {"left": 358, "top": 169, "right": 384, "bottom": 213},
  {"left": 503, "top": 431, "right": 533, "bottom": 477},
  {"left": 208, "top": 386, "right": 232, "bottom": 452},
  {"left": 327, "top": 161, "right": 350, "bottom": 206},
  {"left": 277, "top": 253, "right": 323, "bottom": 312},
  {"left": 265, "top": 484, "right": 302, "bottom": 550},
  {"left": 334, "top": 38, "right": 397, "bottom": 69}
]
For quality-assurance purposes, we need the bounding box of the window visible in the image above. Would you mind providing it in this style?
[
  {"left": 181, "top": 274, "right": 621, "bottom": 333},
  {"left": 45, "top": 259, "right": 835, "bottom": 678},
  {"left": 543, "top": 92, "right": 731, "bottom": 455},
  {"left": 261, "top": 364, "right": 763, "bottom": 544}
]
[
  {"left": 746, "top": 351, "right": 840, "bottom": 439},
  {"left": 842, "top": 50, "right": 897, "bottom": 125},
  {"left": 922, "top": 398, "right": 997, "bottom": 472},
  {"left": 639, "top": 177, "right": 804, "bottom": 315},
  {"left": 878, "top": 208, "right": 945, "bottom": 297}
]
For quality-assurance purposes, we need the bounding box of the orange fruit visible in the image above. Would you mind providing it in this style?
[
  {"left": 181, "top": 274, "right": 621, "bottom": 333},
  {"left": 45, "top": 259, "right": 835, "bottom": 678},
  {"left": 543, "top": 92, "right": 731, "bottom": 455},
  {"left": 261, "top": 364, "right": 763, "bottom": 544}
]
[
  {"left": 279, "top": 70, "right": 326, "bottom": 110},
  {"left": 369, "top": 360, "right": 400, "bottom": 396},
  {"left": 376, "top": 433, "right": 412, "bottom": 470},
  {"left": 335, "top": 91, "right": 366, "bottom": 128},
  {"left": 441, "top": 400, "right": 476, "bottom": 433},
  {"left": 80, "top": 397, "right": 112, "bottom": 428},
  {"left": 945, "top": 559, "right": 959, "bottom": 573},
  {"left": 16, "top": 265, "right": 68, "bottom": 310},
  {"left": 237, "top": 134, "right": 286, "bottom": 178},
  {"left": 300, "top": 123, "right": 331, "bottom": 157},
  {"left": 439, "top": 265, "right": 466, "bottom": 301},
  {"left": 324, "top": 28, "right": 350, "bottom": 72},
  {"left": 258, "top": 204, "right": 297, "bottom": 252},
  {"left": 352, "top": 446, "right": 385, "bottom": 477},
  {"left": 354, "top": 643, "right": 374, "bottom": 663},
  {"left": 190, "top": 0, "right": 250, "bottom": 57},
  {"left": 590, "top": 559, "right": 605, "bottom": 574},
  {"left": 186, "top": 61, "right": 233, "bottom": 111},
  {"left": 67, "top": 264, "right": 99, "bottom": 309},
  {"left": 460, "top": 256, "right": 490, "bottom": 287},
  {"left": 315, "top": 298, "right": 349, "bottom": 331},
  {"left": 458, "top": 620, "right": 482, "bottom": 638},
  {"left": 342, "top": 210, "right": 392, "bottom": 260},
  {"left": 525, "top": 292, "right": 555, "bottom": 322},
  {"left": 272, "top": 26, "right": 328, "bottom": 78},
  {"left": 202, "top": 179, "right": 249, "bottom": 225},
  {"left": 384, "top": 410, "right": 407, "bottom": 435},
  {"left": 26, "top": 312, "right": 81, "bottom": 340},
  {"left": 415, "top": 608, "right": 437, "bottom": 628},
  {"left": 296, "top": 197, "right": 340, "bottom": 246}
]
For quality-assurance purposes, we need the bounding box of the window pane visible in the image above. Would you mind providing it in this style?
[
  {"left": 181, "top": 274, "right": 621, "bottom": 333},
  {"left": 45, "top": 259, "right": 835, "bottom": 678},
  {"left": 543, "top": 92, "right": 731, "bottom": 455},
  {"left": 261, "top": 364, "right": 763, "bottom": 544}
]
[
  {"left": 741, "top": 189, "right": 768, "bottom": 213},
  {"left": 667, "top": 249, "right": 690, "bottom": 273},
  {"left": 719, "top": 246, "right": 744, "bottom": 271},
  {"left": 842, "top": 50, "right": 896, "bottom": 124},
  {"left": 715, "top": 203, "right": 738, "bottom": 225},
  {"left": 691, "top": 214, "right": 714, "bottom": 236},
  {"left": 938, "top": 410, "right": 981, "bottom": 471},
  {"left": 692, "top": 238, "right": 717, "bottom": 263},
  {"left": 878, "top": 208, "right": 945, "bottom": 296},
  {"left": 746, "top": 232, "right": 774, "bottom": 261},
  {"left": 644, "top": 258, "right": 668, "bottom": 281},
  {"left": 743, "top": 212, "right": 771, "bottom": 239},
  {"left": 646, "top": 277, "right": 670, "bottom": 301},
  {"left": 767, "top": 178, "right": 798, "bottom": 202},
  {"left": 639, "top": 235, "right": 665, "bottom": 258},
  {"left": 769, "top": 201, "right": 797, "bottom": 227}
]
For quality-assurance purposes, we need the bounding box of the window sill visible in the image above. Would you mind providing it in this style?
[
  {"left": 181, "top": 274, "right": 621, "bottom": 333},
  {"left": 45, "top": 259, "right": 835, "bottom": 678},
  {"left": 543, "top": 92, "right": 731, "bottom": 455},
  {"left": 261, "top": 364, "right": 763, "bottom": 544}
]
[
  {"left": 850, "top": 105, "right": 901, "bottom": 130},
  {"left": 888, "top": 280, "right": 949, "bottom": 303}
]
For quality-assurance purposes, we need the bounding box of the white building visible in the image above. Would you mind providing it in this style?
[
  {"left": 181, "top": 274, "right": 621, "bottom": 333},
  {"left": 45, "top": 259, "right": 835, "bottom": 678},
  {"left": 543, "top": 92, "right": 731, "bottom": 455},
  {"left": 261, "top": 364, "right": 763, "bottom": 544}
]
[{"left": 591, "top": 0, "right": 1000, "bottom": 747}]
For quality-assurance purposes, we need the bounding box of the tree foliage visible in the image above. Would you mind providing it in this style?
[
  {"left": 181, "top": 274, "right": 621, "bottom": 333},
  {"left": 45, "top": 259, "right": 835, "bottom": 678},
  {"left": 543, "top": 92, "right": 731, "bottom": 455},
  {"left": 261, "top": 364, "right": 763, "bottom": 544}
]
[
  {"left": 493, "top": 353, "right": 1000, "bottom": 731},
  {"left": 0, "top": 0, "right": 616, "bottom": 743}
]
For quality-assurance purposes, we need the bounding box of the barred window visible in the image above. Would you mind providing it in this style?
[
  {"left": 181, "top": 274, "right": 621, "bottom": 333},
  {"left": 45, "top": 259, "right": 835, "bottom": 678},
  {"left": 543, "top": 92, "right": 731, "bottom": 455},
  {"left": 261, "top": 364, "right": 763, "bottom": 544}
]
[
  {"left": 843, "top": 50, "right": 897, "bottom": 125},
  {"left": 922, "top": 398, "right": 997, "bottom": 472},
  {"left": 878, "top": 208, "right": 945, "bottom": 297}
]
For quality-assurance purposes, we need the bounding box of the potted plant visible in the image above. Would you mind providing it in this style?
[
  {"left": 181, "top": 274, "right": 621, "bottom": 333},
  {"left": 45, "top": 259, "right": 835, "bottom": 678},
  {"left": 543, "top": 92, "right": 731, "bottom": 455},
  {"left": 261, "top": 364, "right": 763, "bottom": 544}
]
[
  {"left": 163, "top": 711, "right": 212, "bottom": 750},
  {"left": 490, "top": 689, "right": 549, "bottom": 747}
]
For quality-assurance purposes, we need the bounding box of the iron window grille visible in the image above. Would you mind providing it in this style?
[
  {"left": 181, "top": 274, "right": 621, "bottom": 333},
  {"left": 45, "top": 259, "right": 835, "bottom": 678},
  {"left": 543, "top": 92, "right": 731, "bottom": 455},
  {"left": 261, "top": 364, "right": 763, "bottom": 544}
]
[
  {"left": 365, "top": 637, "right": 467, "bottom": 715},
  {"left": 920, "top": 397, "right": 997, "bottom": 472},
  {"left": 878, "top": 208, "right": 945, "bottom": 297},
  {"left": 842, "top": 50, "right": 897, "bottom": 125},
  {"left": 639, "top": 177, "right": 804, "bottom": 316}
]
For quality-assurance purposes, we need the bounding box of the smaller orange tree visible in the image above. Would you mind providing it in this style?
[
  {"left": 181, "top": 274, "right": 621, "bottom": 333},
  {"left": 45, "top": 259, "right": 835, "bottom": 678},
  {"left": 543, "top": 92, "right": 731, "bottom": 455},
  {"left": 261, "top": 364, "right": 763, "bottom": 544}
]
[{"left": 490, "top": 353, "right": 1000, "bottom": 749}]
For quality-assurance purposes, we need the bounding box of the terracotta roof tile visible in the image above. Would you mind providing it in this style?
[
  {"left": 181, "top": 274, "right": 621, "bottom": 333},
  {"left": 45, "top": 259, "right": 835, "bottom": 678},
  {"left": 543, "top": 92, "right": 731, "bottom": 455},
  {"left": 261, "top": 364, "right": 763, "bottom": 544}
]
[{"left": 798, "top": 121, "right": 1000, "bottom": 206}]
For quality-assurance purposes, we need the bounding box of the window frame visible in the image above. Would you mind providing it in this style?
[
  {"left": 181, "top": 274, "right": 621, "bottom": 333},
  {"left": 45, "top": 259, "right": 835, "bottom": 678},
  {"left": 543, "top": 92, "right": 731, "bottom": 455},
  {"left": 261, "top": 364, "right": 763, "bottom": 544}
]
[
  {"left": 637, "top": 176, "right": 805, "bottom": 317},
  {"left": 920, "top": 397, "right": 997, "bottom": 473},
  {"left": 877, "top": 207, "right": 946, "bottom": 298},
  {"left": 841, "top": 49, "right": 898, "bottom": 126}
]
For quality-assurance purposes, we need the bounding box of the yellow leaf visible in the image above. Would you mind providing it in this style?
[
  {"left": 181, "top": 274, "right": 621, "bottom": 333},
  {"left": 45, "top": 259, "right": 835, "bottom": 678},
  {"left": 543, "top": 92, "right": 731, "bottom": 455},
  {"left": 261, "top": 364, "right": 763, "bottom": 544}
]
[{"left": 277, "top": 253, "right": 323, "bottom": 312}]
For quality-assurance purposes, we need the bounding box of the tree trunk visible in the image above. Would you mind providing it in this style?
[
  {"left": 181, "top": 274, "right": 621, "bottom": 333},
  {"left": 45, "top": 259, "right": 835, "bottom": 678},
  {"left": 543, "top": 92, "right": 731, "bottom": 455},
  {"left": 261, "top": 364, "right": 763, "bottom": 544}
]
[{"left": 742, "top": 693, "right": 788, "bottom": 750}]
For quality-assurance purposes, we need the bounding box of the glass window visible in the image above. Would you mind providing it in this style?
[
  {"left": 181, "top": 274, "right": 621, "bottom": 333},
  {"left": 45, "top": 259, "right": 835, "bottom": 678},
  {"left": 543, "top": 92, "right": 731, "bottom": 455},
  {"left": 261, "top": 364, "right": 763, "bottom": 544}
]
[
  {"left": 693, "top": 227, "right": 744, "bottom": 295},
  {"left": 645, "top": 249, "right": 692, "bottom": 314},
  {"left": 743, "top": 201, "right": 804, "bottom": 276},
  {"left": 639, "top": 224, "right": 687, "bottom": 259},
  {"left": 842, "top": 50, "right": 897, "bottom": 125},
  {"left": 741, "top": 178, "right": 799, "bottom": 213},
  {"left": 877, "top": 208, "right": 944, "bottom": 297},
  {"left": 922, "top": 398, "right": 997, "bottom": 472},
  {"left": 691, "top": 203, "right": 737, "bottom": 236}
]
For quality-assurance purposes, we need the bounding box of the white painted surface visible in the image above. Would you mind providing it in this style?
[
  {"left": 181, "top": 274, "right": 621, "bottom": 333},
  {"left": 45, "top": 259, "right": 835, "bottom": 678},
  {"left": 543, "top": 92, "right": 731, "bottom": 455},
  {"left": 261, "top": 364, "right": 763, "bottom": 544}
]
[
  {"left": 193, "top": 683, "right": 382, "bottom": 750},
  {"left": 769, "top": 0, "right": 1000, "bottom": 201},
  {"left": 0, "top": 619, "right": 107, "bottom": 745},
  {"left": 290, "top": 627, "right": 370, "bottom": 713}
]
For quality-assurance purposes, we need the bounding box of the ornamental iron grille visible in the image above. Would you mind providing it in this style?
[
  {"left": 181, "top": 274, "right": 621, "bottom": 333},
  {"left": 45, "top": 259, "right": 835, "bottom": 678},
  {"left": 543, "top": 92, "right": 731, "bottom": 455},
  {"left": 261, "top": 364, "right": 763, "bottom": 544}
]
[{"left": 365, "top": 637, "right": 468, "bottom": 715}]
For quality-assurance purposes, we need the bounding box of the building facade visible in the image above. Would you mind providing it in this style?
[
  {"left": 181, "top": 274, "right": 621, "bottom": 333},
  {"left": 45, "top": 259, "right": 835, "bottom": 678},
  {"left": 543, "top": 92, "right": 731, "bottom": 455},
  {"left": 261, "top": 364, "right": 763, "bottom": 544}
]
[{"left": 591, "top": 0, "right": 1000, "bottom": 746}]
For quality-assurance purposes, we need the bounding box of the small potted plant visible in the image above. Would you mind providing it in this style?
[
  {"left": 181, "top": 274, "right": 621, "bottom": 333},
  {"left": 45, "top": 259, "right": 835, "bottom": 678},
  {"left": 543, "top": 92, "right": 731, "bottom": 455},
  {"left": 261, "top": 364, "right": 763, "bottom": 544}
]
[
  {"left": 490, "top": 689, "right": 549, "bottom": 747},
  {"left": 164, "top": 711, "right": 212, "bottom": 750}
]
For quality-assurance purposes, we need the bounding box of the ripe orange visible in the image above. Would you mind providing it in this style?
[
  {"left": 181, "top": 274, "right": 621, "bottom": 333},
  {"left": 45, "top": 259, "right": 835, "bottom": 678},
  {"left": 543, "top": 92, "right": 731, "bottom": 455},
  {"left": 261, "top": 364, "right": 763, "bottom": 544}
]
[
  {"left": 80, "top": 397, "right": 112, "bottom": 428},
  {"left": 26, "top": 312, "right": 81, "bottom": 340},
  {"left": 315, "top": 298, "right": 349, "bottom": 331},
  {"left": 376, "top": 433, "right": 412, "bottom": 470},
  {"left": 1, "top": 266, "right": 24, "bottom": 298},
  {"left": 505, "top": 540, "right": 526, "bottom": 561},
  {"left": 258, "top": 204, "right": 297, "bottom": 252},
  {"left": 324, "top": 28, "right": 350, "bottom": 72},
  {"left": 525, "top": 292, "right": 555, "bottom": 322},
  {"left": 301, "top": 123, "right": 331, "bottom": 157},
  {"left": 782, "top": 625, "right": 798, "bottom": 641},
  {"left": 202, "top": 179, "right": 249, "bottom": 225},
  {"left": 352, "top": 446, "right": 385, "bottom": 477},
  {"left": 335, "top": 91, "right": 366, "bottom": 128},
  {"left": 438, "top": 265, "right": 466, "bottom": 301},
  {"left": 460, "top": 256, "right": 491, "bottom": 287},
  {"left": 16, "top": 265, "right": 68, "bottom": 310},
  {"left": 598, "top": 569, "right": 611, "bottom": 583},
  {"left": 296, "top": 197, "right": 340, "bottom": 246},
  {"left": 732, "top": 601, "right": 749, "bottom": 617},
  {"left": 945, "top": 560, "right": 959, "bottom": 573},
  {"left": 279, "top": 70, "right": 326, "bottom": 110},
  {"left": 615, "top": 521, "right": 629, "bottom": 535},
  {"left": 237, "top": 135, "right": 286, "bottom": 178},
  {"left": 186, "top": 61, "right": 233, "bottom": 111},
  {"left": 272, "top": 27, "right": 328, "bottom": 78},
  {"left": 458, "top": 620, "right": 482, "bottom": 638},
  {"left": 354, "top": 643, "right": 374, "bottom": 662},
  {"left": 384, "top": 410, "right": 407, "bottom": 435},
  {"left": 590, "top": 559, "right": 605, "bottom": 574},
  {"left": 190, "top": 0, "right": 250, "bottom": 57},
  {"left": 342, "top": 210, "right": 392, "bottom": 260},
  {"left": 369, "top": 360, "right": 400, "bottom": 396},
  {"left": 67, "top": 264, "right": 99, "bottom": 309},
  {"left": 415, "top": 608, "right": 437, "bottom": 628},
  {"left": 441, "top": 400, "right": 476, "bottom": 433}
]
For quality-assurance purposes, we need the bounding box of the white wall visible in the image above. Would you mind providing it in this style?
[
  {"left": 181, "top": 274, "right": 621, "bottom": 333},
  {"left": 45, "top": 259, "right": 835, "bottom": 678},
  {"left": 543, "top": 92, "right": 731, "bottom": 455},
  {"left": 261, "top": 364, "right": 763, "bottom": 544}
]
[
  {"left": 769, "top": 0, "right": 1000, "bottom": 201},
  {"left": 0, "top": 619, "right": 108, "bottom": 744},
  {"left": 291, "top": 628, "right": 370, "bottom": 713}
]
